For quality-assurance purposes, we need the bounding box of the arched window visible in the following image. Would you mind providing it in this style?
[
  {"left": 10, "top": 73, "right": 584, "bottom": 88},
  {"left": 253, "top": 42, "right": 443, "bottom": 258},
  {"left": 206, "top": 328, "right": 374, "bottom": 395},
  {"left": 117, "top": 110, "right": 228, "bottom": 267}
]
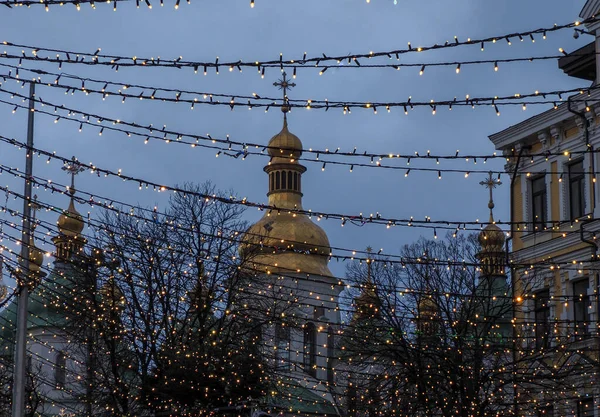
[
  {"left": 303, "top": 323, "right": 317, "bottom": 377},
  {"left": 55, "top": 352, "right": 66, "bottom": 389},
  {"left": 327, "top": 326, "right": 335, "bottom": 384},
  {"left": 293, "top": 172, "right": 298, "bottom": 191},
  {"left": 281, "top": 171, "right": 287, "bottom": 189},
  {"left": 287, "top": 171, "right": 293, "bottom": 189},
  {"left": 270, "top": 173, "right": 274, "bottom": 192},
  {"left": 275, "top": 171, "right": 280, "bottom": 190}
]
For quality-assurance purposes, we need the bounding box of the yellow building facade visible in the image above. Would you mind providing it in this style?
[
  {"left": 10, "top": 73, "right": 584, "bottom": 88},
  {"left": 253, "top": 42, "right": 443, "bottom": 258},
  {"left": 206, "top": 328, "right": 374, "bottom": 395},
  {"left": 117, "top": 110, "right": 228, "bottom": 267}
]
[{"left": 488, "top": 2, "right": 600, "bottom": 415}]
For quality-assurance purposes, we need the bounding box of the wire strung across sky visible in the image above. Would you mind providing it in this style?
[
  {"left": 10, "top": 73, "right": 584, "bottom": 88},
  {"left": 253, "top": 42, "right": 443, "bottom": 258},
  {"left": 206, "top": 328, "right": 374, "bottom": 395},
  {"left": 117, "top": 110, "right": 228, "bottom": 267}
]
[
  {"left": 3, "top": 130, "right": 600, "bottom": 251},
  {"left": 1, "top": 64, "right": 594, "bottom": 117},
  {"left": 2, "top": 87, "right": 600, "bottom": 183},
  {"left": 0, "top": 16, "right": 594, "bottom": 73},
  {"left": 0, "top": 200, "right": 595, "bottom": 310},
  {"left": 0, "top": 164, "right": 595, "bottom": 278},
  {"left": 3, "top": 49, "right": 599, "bottom": 77},
  {"left": 0, "top": 138, "right": 565, "bottom": 236},
  {"left": 0, "top": 0, "right": 129, "bottom": 8}
]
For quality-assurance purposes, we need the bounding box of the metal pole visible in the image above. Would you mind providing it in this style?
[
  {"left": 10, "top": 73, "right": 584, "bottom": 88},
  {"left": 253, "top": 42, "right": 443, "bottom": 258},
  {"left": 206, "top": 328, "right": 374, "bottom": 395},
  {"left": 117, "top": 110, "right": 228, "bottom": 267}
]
[{"left": 12, "top": 82, "right": 35, "bottom": 417}]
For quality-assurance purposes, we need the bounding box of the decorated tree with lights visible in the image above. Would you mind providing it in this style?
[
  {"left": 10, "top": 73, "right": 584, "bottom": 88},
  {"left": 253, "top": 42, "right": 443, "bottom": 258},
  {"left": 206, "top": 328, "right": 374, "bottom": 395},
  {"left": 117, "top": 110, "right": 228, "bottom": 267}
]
[
  {"left": 339, "top": 234, "right": 512, "bottom": 417},
  {"left": 339, "top": 227, "right": 600, "bottom": 417},
  {"left": 65, "top": 182, "right": 279, "bottom": 416},
  {"left": 0, "top": 356, "right": 44, "bottom": 417}
]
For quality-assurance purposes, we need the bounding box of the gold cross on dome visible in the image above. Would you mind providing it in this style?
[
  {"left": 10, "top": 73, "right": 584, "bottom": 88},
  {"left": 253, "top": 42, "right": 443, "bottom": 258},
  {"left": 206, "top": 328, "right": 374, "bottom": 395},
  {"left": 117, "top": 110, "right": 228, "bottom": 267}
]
[
  {"left": 273, "top": 72, "right": 296, "bottom": 105},
  {"left": 62, "top": 156, "right": 86, "bottom": 195},
  {"left": 479, "top": 171, "right": 501, "bottom": 218}
]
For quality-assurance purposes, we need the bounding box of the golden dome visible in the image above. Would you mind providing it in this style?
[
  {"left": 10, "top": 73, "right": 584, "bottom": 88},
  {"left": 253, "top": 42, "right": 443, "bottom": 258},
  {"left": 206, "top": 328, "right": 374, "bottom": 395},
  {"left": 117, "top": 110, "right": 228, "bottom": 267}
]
[
  {"left": 240, "top": 212, "right": 332, "bottom": 276},
  {"left": 418, "top": 295, "right": 438, "bottom": 316},
  {"left": 478, "top": 222, "right": 506, "bottom": 249},
  {"left": 28, "top": 244, "right": 44, "bottom": 269},
  {"left": 58, "top": 198, "right": 84, "bottom": 237},
  {"left": 267, "top": 116, "right": 303, "bottom": 160},
  {"left": 241, "top": 113, "right": 332, "bottom": 277},
  {"left": 27, "top": 239, "right": 44, "bottom": 276}
]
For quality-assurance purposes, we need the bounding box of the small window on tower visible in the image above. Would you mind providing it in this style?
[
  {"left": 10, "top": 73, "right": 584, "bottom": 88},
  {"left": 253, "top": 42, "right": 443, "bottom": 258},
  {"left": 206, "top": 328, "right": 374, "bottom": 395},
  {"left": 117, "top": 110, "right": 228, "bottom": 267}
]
[
  {"left": 303, "top": 323, "right": 317, "bottom": 377},
  {"left": 327, "top": 326, "right": 335, "bottom": 384},
  {"left": 270, "top": 173, "right": 274, "bottom": 192},
  {"left": 293, "top": 172, "right": 298, "bottom": 191},
  {"left": 281, "top": 171, "right": 287, "bottom": 189},
  {"left": 275, "top": 171, "right": 281, "bottom": 190},
  {"left": 288, "top": 171, "right": 293, "bottom": 189}
]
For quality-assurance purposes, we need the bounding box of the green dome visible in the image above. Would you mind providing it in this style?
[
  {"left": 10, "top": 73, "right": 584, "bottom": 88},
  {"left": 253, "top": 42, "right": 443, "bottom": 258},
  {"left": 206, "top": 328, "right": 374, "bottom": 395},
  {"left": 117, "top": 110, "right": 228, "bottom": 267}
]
[{"left": 0, "top": 262, "right": 90, "bottom": 354}]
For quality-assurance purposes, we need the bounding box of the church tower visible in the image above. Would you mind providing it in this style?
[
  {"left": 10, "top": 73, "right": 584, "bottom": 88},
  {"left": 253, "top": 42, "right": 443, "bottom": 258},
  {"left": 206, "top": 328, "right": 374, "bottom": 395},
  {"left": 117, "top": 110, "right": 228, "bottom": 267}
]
[
  {"left": 240, "top": 73, "right": 342, "bottom": 416},
  {"left": 477, "top": 172, "right": 508, "bottom": 293},
  {"left": 0, "top": 158, "right": 93, "bottom": 416},
  {"left": 476, "top": 172, "right": 511, "bottom": 344}
]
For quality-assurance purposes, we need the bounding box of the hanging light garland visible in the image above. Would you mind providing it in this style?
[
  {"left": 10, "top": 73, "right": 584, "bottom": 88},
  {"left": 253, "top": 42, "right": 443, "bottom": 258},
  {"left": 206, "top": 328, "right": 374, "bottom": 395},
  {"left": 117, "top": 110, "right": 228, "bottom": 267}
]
[{"left": 0, "top": 17, "right": 592, "bottom": 74}]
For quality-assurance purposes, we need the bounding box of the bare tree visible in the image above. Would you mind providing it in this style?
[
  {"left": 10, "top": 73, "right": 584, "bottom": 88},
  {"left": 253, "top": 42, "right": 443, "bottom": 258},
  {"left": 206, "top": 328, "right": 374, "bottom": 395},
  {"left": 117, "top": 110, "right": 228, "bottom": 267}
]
[
  {"left": 339, "top": 233, "right": 593, "bottom": 417},
  {"left": 65, "top": 182, "right": 289, "bottom": 416}
]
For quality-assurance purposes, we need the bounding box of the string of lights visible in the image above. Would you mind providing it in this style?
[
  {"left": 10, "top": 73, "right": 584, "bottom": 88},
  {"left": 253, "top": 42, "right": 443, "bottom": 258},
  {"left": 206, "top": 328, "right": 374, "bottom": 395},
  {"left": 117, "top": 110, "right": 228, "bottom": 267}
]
[
  {"left": 2, "top": 249, "right": 596, "bottom": 408},
  {"left": 2, "top": 48, "right": 598, "bottom": 78},
  {"left": 2, "top": 66, "right": 595, "bottom": 118},
  {"left": 0, "top": 183, "right": 560, "bottom": 297},
  {"left": 0, "top": 233, "right": 596, "bottom": 366},
  {"left": 2, "top": 201, "right": 596, "bottom": 406},
  {"left": 1, "top": 291, "right": 596, "bottom": 402},
  {"left": 3, "top": 87, "right": 600, "bottom": 185},
  {"left": 0, "top": 182, "right": 596, "bottom": 298},
  {"left": 3, "top": 131, "right": 600, "bottom": 249},
  {"left": 1, "top": 137, "right": 595, "bottom": 270},
  {"left": 0, "top": 0, "right": 128, "bottom": 10},
  {"left": 0, "top": 17, "right": 593, "bottom": 73}
]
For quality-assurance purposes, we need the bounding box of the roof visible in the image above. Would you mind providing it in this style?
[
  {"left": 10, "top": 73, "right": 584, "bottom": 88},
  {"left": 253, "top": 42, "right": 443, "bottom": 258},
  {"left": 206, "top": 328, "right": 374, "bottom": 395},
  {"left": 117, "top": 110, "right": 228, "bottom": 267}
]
[
  {"left": 581, "top": 0, "right": 600, "bottom": 21},
  {"left": 487, "top": 89, "right": 600, "bottom": 150},
  {"left": 0, "top": 261, "right": 90, "bottom": 352},
  {"left": 558, "top": 42, "right": 595, "bottom": 81},
  {"left": 269, "top": 384, "right": 339, "bottom": 416}
]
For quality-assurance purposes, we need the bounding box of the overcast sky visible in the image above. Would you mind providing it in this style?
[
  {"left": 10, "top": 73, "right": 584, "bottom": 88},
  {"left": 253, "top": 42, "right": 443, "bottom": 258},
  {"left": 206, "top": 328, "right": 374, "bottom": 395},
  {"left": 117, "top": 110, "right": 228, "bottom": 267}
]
[{"left": 0, "top": 0, "right": 589, "bottom": 279}]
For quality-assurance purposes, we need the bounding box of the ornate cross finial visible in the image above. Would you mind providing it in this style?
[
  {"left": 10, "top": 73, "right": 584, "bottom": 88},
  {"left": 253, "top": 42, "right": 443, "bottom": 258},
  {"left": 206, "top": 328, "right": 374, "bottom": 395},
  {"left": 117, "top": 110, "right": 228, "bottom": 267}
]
[
  {"left": 273, "top": 72, "right": 296, "bottom": 113},
  {"left": 479, "top": 171, "right": 501, "bottom": 220},
  {"left": 62, "top": 156, "right": 85, "bottom": 196}
]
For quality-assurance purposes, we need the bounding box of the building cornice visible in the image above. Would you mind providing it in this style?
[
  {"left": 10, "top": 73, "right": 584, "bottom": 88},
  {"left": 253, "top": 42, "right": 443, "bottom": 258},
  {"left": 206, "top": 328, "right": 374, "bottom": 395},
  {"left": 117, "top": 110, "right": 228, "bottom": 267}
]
[
  {"left": 581, "top": 0, "right": 600, "bottom": 21},
  {"left": 488, "top": 90, "right": 599, "bottom": 151},
  {"left": 512, "top": 219, "right": 600, "bottom": 262}
]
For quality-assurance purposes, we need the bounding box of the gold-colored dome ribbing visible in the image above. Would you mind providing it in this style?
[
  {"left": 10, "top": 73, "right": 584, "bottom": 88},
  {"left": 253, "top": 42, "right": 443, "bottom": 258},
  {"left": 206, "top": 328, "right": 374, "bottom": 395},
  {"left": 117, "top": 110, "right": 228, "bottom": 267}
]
[
  {"left": 478, "top": 221, "right": 506, "bottom": 249},
  {"left": 28, "top": 243, "right": 44, "bottom": 270},
  {"left": 418, "top": 295, "right": 437, "bottom": 316},
  {"left": 267, "top": 116, "right": 303, "bottom": 160},
  {"left": 240, "top": 213, "right": 332, "bottom": 276},
  {"left": 58, "top": 196, "right": 84, "bottom": 237}
]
